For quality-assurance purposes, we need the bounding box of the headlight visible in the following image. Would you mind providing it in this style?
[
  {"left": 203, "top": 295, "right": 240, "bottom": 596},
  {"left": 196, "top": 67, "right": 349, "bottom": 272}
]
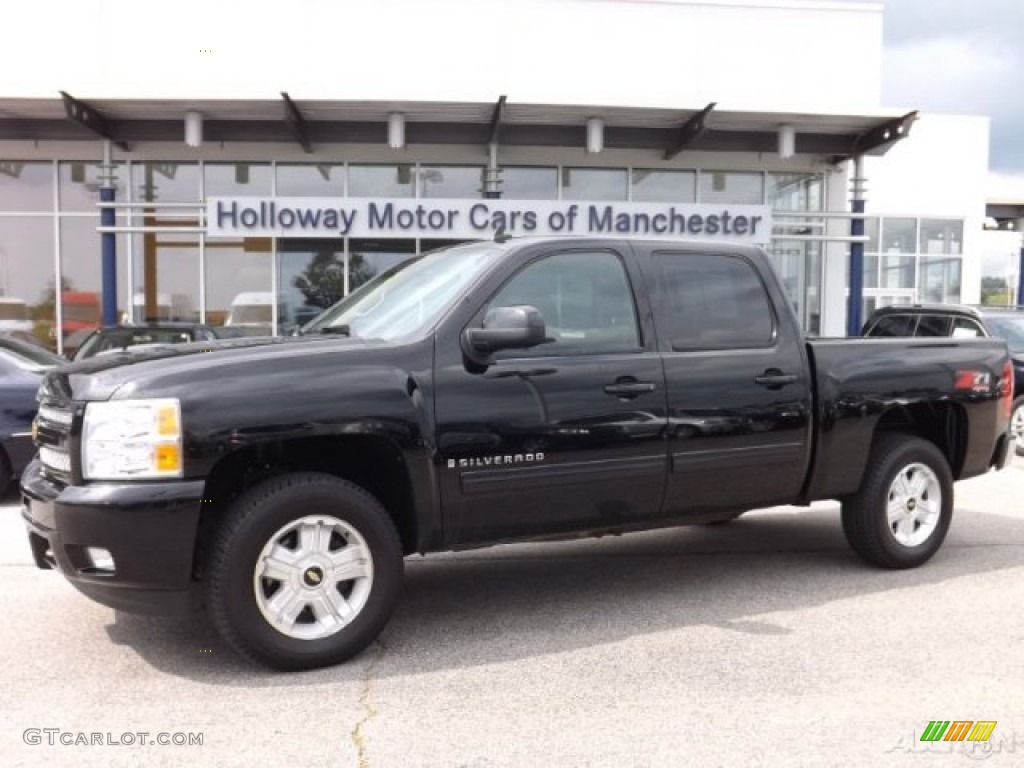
[{"left": 82, "top": 398, "right": 183, "bottom": 480}]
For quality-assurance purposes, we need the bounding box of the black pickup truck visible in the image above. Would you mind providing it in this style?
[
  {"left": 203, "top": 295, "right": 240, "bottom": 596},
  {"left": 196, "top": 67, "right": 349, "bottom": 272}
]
[{"left": 22, "top": 238, "right": 1015, "bottom": 670}]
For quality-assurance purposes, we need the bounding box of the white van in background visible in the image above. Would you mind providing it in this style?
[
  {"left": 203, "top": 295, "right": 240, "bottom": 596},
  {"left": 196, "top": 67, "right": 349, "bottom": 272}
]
[
  {"left": 0, "top": 297, "right": 34, "bottom": 333},
  {"left": 225, "top": 292, "right": 277, "bottom": 334}
]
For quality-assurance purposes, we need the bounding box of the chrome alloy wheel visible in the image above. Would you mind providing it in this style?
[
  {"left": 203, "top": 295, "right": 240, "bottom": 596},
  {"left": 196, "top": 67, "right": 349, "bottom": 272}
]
[
  {"left": 1011, "top": 402, "right": 1024, "bottom": 443},
  {"left": 253, "top": 515, "right": 374, "bottom": 640},
  {"left": 886, "top": 462, "right": 942, "bottom": 548}
]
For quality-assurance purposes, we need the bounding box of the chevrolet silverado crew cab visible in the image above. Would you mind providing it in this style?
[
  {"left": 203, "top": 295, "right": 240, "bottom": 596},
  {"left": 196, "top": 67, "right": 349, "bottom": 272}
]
[{"left": 22, "top": 238, "right": 1016, "bottom": 670}]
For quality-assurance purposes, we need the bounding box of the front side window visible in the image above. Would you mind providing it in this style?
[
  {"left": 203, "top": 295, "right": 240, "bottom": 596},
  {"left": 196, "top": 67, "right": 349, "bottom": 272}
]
[
  {"left": 655, "top": 252, "right": 774, "bottom": 350},
  {"left": 487, "top": 251, "right": 640, "bottom": 356}
]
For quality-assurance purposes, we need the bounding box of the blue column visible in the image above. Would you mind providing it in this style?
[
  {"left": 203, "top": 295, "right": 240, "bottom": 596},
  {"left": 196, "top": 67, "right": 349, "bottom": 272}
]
[
  {"left": 100, "top": 186, "right": 117, "bottom": 326},
  {"left": 847, "top": 198, "right": 865, "bottom": 336}
]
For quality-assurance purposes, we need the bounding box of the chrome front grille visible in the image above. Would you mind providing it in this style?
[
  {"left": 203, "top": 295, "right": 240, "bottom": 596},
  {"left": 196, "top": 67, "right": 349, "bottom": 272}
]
[
  {"left": 39, "top": 445, "right": 71, "bottom": 473},
  {"left": 36, "top": 399, "right": 74, "bottom": 482}
]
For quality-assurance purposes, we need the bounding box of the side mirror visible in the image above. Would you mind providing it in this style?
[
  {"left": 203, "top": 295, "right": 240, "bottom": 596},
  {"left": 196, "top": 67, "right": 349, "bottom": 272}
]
[{"left": 462, "top": 305, "right": 547, "bottom": 367}]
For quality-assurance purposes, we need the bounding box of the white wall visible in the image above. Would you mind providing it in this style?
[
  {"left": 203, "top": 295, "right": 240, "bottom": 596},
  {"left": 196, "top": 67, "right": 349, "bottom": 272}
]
[
  {"left": 4, "top": 0, "right": 882, "bottom": 111},
  {"left": 864, "top": 114, "right": 990, "bottom": 304}
]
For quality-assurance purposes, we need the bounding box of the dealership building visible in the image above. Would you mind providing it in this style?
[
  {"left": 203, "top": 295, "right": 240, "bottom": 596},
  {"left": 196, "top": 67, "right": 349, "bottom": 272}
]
[{"left": 0, "top": 0, "right": 992, "bottom": 351}]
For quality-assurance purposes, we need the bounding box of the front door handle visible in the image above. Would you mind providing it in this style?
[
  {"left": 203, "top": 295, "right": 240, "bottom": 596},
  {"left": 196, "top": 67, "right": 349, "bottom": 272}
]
[
  {"left": 754, "top": 369, "right": 798, "bottom": 389},
  {"left": 604, "top": 380, "right": 656, "bottom": 398}
]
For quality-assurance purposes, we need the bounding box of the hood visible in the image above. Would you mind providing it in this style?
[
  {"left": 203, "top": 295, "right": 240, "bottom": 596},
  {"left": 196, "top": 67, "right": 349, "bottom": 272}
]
[{"left": 40, "top": 334, "right": 389, "bottom": 402}]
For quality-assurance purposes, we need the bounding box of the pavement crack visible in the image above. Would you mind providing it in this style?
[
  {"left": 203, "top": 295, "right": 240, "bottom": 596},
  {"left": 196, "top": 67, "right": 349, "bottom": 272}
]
[{"left": 351, "top": 639, "right": 386, "bottom": 768}]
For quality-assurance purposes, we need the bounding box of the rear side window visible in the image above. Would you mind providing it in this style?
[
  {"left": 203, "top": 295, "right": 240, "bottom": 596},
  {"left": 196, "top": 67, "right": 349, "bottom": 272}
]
[
  {"left": 866, "top": 314, "right": 917, "bottom": 337},
  {"left": 915, "top": 315, "right": 953, "bottom": 337},
  {"left": 655, "top": 252, "right": 774, "bottom": 350}
]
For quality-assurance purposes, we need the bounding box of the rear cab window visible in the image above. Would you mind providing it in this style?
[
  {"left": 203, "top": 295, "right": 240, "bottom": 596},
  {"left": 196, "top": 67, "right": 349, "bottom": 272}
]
[{"left": 866, "top": 314, "right": 917, "bottom": 337}]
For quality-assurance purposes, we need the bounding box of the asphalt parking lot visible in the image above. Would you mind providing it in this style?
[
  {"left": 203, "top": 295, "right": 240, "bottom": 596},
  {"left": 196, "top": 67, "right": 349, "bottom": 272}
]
[{"left": 2, "top": 458, "right": 1023, "bottom": 768}]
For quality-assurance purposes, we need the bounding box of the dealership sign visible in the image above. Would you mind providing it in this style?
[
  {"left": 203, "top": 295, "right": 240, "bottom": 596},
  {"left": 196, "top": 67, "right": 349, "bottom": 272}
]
[{"left": 207, "top": 197, "right": 771, "bottom": 243}]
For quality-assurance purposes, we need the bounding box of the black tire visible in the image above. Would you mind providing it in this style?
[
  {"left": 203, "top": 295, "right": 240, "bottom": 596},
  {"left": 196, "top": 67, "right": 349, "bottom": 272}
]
[
  {"left": 1011, "top": 396, "right": 1024, "bottom": 457},
  {"left": 841, "top": 435, "right": 953, "bottom": 569},
  {"left": 206, "top": 472, "right": 403, "bottom": 671}
]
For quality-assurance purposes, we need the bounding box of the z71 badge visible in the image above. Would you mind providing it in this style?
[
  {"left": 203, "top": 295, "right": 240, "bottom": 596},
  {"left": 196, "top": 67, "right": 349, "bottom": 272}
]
[{"left": 448, "top": 453, "right": 545, "bottom": 469}]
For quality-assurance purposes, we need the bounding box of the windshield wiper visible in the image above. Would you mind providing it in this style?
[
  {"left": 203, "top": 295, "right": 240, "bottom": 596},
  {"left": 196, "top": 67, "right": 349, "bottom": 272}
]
[{"left": 318, "top": 324, "right": 351, "bottom": 336}]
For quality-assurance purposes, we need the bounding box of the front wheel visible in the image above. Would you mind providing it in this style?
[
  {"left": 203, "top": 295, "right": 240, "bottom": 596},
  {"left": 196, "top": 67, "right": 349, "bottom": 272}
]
[
  {"left": 206, "top": 473, "right": 403, "bottom": 670},
  {"left": 841, "top": 435, "right": 953, "bottom": 569},
  {"left": 1011, "top": 396, "right": 1024, "bottom": 457}
]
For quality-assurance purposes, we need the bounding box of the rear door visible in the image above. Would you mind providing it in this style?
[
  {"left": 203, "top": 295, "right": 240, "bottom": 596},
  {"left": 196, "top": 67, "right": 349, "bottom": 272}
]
[{"left": 648, "top": 248, "right": 813, "bottom": 516}]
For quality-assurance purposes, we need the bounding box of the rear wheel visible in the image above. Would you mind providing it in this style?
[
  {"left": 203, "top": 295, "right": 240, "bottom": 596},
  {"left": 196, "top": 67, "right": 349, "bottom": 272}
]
[
  {"left": 206, "top": 473, "right": 403, "bottom": 670},
  {"left": 1011, "top": 396, "right": 1024, "bottom": 457},
  {"left": 841, "top": 435, "right": 953, "bottom": 569}
]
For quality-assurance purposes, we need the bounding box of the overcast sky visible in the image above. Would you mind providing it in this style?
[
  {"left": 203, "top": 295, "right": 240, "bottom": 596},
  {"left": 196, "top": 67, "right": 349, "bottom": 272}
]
[{"left": 878, "top": 0, "right": 1023, "bottom": 180}]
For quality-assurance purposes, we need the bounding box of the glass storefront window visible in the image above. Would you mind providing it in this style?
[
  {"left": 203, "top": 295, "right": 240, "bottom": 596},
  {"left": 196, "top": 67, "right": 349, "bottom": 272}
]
[
  {"left": 276, "top": 164, "right": 345, "bottom": 196},
  {"left": 348, "top": 239, "right": 416, "bottom": 293},
  {"left": 920, "top": 256, "right": 962, "bottom": 303},
  {"left": 0, "top": 217, "right": 56, "bottom": 349},
  {"left": 132, "top": 231, "right": 201, "bottom": 325},
  {"left": 500, "top": 167, "right": 558, "bottom": 199},
  {"left": 204, "top": 163, "right": 272, "bottom": 197},
  {"left": 419, "top": 166, "right": 484, "bottom": 198},
  {"left": 631, "top": 170, "right": 696, "bottom": 203},
  {"left": 59, "top": 217, "right": 132, "bottom": 356},
  {"left": 279, "top": 239, "right": 346, "bottom": 331},
  {"left": 919, "top": 219, "right": 963, "bottom": 256},
  {"left": 766, "top": 173, "right": 822, "bottom": 211},
  {"left": 880, "top": 218, "right": 916, "bottom": 254},
  {"left": 204, "top": 238, "right": 273, "bottom": 332},
  {"left": 562, "top": 168, "right": 627, "bottom": 201},
  {"left": 881, "top": 254, "right": 915, "bottom": 290},
  {"left": 0, "top": 161, "right": 53, "bottom": 212},
  {"left": 59, "top": 162, "right": 127, "bottom": 212},
  {"left": 132, "top": 163, "right": 201, "bottom": 203},
  {"left": 863, "top": 217, "right": 880, "bottom": 252},
  {"left": 699, "top": 171, "right": 763, "bottom": 204},
  {"left": 348, "top": 165, "right": 414, "bottom": 198}
]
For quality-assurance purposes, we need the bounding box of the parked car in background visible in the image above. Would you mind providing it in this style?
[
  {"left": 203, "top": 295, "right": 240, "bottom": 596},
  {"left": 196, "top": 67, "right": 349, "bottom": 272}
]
[
  {"left": 863, "top": 303, "right": 1024, "bottom": 454},
  {"left": 0, "top": 297, "right": 34, "bottom": 334},
  {"left": 0, "top": 334, "right": 64, "bottom": 495},
  {"left": 72, "top": 323, "right": 250, "bottom": 361}
]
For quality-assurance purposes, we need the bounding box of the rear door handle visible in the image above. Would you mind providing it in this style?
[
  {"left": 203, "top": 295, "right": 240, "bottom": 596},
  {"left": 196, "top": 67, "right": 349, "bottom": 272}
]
[
  {"left": 754, "top": 370, "right": 798, "bottom": 389},
  {"left": 604, "top": 380, "right": 656, "bottom": 398}
]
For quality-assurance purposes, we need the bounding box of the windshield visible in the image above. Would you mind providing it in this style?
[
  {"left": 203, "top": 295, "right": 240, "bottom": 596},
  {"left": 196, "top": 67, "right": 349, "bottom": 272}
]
[
  {"left": 303, "top": 243, "right": 504, "bottom": 340},
  {"left": 985, "top": 314, "right": 1024, "bottom": 354}
]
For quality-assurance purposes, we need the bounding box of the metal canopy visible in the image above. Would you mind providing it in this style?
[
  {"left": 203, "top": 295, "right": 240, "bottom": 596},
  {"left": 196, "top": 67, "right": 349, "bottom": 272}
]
[
  {"left": 488, "top": 94, "right": 507, "bottom": 147},
  {"left": 280, "top": 92, "right": 313, "bottom": 154},
  {"left": 664, "top": 102, "right": 716, "bottom": 161},
  {"left": 0, "top": 95, "right": 916, "bottom": 161},
  {"left": 58, "top": 91, "right": 130, "bottom": 151}
]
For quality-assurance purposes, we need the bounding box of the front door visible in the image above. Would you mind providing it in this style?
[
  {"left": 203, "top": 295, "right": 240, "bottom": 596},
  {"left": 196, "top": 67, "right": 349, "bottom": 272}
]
[{"left": 434, "top": 245, "right": 668, "bottom": 547}]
